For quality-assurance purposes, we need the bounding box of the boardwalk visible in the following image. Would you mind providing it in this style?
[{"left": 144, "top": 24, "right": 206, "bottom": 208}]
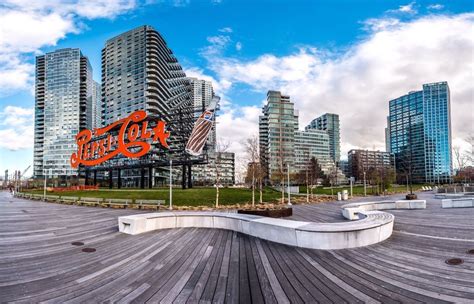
[{"left": 1, "top": 191, "right": 473, "bottom": 303}]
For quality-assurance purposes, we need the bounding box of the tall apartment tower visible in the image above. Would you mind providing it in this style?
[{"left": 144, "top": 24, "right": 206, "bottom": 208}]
[
  {"left": 385, "top": 116, "right": 391, "bottom": 153},
  {"left": 306, "top": 113, "right": 340, "bottom": 163},
  {"left": 189, "top": 78, "right": 214, "bottom": 113},
  {"left": 388, "top": 81, "right": 452, "bottom": 183},
  {"left": 259, "top": 91, "right": 298, "bottom": 182},
  {"left": 101, "top": 25, "right": 191, "bottom": 125},
  {"left": 33, "top": 48, "right": 93, "bottom": 178},
  {"left": 91, "top": 81, "right": 102, "bottom": 129},
  {"left": 188, "top": 77, "right": 217, "bottom": 151}
]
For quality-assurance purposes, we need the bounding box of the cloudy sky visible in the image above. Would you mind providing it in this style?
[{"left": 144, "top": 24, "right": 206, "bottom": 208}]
[{"left": 0, "top": 0, "right": 472, "bottom": 177}]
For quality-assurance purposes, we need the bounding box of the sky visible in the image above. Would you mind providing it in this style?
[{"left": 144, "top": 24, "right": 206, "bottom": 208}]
[{"left": 0, "top": 0, "right": 473, "bottom": 178}]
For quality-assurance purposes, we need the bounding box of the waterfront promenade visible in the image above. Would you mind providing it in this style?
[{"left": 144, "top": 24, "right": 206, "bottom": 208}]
[{"left": 1, "top": 191, "right": 473, "bottom": 303}]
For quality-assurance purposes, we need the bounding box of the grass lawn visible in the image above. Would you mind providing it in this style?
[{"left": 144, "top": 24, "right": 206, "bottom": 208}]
[
  {"left": 25, "top": 187, "right": 283, "bottom": 207},
  {"left": 299, "top": 184, "right": 428, "bottom": 196}
]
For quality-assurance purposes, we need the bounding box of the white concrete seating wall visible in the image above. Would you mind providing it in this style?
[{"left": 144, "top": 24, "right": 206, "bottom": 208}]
[
  {"left": 442, "top": 198, "right": 474, "bottom": 208},
  {"left": 341, "top": 200, "right": 426, "bottom": 220},
  {"left": 118, "top": 200, "right": 426, "bottom": 250}
]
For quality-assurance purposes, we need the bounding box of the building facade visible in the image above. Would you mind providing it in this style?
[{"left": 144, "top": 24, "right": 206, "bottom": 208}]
[
  {"left": 385, "top": 116, "right": 391, "bottom": 153},
  {"left": 388, "top": 82, "right": 452, "bottom": 183},
  {"left": 101, "top": 25, "right": 191, "bottom": 124},
  {"left": 188, "top": 77, "right": 217, "bottom": 151},
  {"left": 306, "top": 113, "right": 340, "bottom": 163},
  {"left": 33, "top": 48, "right": 93, "bottom": 178},
  {"left": 100, "top": 25, "right": 196, "bottom": 187},
  {"left": 348, "top": 149, "right": 393, "bottom": 182},
  {"left": 259, "top": 91, "right": 346, "bottom": 184},
  {"left": 338, "top": 160, "right": 350, "bottom": 177},
  {"left": 294, "top": 129, "right": 347, "bottom": 184},
  {"left": 192, "top": 152, "right": 235, "bottom": 186},
  {"left": 259, "top": 91, "right": 298, "bottom": 182},
  {"left": 91, "top": 81, "right": 102, "bottom": 129}
]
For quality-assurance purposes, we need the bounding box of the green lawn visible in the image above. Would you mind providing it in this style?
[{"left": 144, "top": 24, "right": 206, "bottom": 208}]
[
  {"left": 25, "top": 187, "right": 282, "bottom": 207},
  {"left": 299, "top": 184, "right": 427, "bottom": 196}
]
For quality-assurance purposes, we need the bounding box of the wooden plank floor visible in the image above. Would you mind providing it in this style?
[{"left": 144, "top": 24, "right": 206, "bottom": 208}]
[{"left": 1, "top": 191, "right": 473, "bottom": 303}]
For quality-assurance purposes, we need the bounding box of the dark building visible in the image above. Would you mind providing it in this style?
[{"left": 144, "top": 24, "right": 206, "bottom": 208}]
[{"left": 348, "top": 149, "right": 393, "bottom": 182}]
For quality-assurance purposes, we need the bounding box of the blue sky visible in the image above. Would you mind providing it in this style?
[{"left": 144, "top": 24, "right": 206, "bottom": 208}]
[{"left": 0, "top": 0, "right": 473, "bottom": 177}]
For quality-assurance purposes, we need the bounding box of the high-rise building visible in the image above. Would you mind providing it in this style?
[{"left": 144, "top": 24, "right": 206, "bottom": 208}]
[
  {"left": 348, "top": 149, "right": 393, "bottom": 182},
  {"left": 338, "top": 160, "right": 350, "bottom": 177},
  {"left": 33, "top": 48, "right": 93, "bottom": 178},
  {"left": 294, "top": 129, "right": 347, "bottom": 183},
  {"left": 388, "top": 81, "right": 452, "bottom": 183},
  {"left": 385, "top": 116, "right": 391, "bottom": 153},
  {"left": 189, "top": 78, "right": 213, "bottom": 113},
  {"left": 259, "top": 91, "right": 298, "bottom": 182},
  {"left": 192, "top": 152, "right": 235, "bottom": 186},
  {"left": 188, "top": 77, "right": 217, "bottom": 151},
  {"left": 294, "top": 129, "right": 329, "bottom": 170},
  {"left": 259, "top": 91, "right": 346, "bottom": 184},
  {"left": 91, "top": 81, "right": 102, "bottom": 129},
  {"left": 306, "top": 113, "right": 340, "bottom": 163},
  {"left": 101, "top": 25, "right": 191, "bottom": 124}
]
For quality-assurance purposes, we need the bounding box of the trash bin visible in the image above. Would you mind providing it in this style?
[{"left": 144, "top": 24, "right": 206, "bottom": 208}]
[
  {"left": 342, "top": 190, "right": 348, "bottom": 200},
  {"left": 337, "top": 192, "right": 342, "bottom": 201}
]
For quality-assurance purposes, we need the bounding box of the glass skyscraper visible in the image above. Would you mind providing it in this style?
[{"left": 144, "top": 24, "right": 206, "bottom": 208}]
[
  {"left": 388, "top": 81, "right": 452, "bottom": 184},
  {"left": 33, "top": 48, "right": 93, "bottom": 178}
]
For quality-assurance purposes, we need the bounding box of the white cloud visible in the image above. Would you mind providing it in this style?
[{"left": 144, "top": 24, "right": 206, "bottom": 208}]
[
  {"left": 170, "top": 0, "right": 190, "bottom": 7},
  {"left": 0, "top": 0, "right": 137, "bottom": 96},
  {"left": 0, "top": 0, "right": 137, "bottom": 154},
  {"left": 390, "top": 2, "right": 417, "bottom": 14},
  {"left": 363, "top": 18, "right": 401, "bottom": 32},
  {"left": 218, "top": 27, "right": 233, "bottom": 33},
  {"left": 235, "top": 41, "right": 242, "bottom": 51},
  {"left": 201, "top": 13, "right": 474, "bottom": 162},
  {"left": 0, "top": 106, "right": 34, "bottom": 150},
  {"left": 185, "top": 67, "right": 232, "bottom": 99},
  {"left": 427, "top": 4, "right": 444, "bottom": 10},
  {"left": 201, "top": 35, "right": 232, "bottom": 57}
]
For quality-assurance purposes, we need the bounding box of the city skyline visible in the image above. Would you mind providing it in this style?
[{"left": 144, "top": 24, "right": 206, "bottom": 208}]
[{"left": 0, "top": 0, "right": 473, "bottom": 176}]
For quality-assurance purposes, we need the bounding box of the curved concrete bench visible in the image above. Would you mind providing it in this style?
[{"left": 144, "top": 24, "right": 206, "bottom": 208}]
[
  {"left": 341, "top": 200, "right": 426, "bottom": 220},
  {"left": 442, "top": 198, "right": 474, "bottom": 208},
  {"left": 118, "top": 199, "right": 425, "bottom": 250},
  {"left": 118, "top": 211, "right": 394, "bottom": 250}
]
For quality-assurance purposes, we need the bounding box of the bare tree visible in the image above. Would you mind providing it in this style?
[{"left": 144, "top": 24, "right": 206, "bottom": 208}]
[
  {"left": 308, "top": 157, "right": 324, "bottom": 200},
  {"left": 214, "top": 140, "right": 230, "bottom": 208},
  {"left": 244, "top": 135, "right": 259, "bottom": 207},
  {"left": 454, "top": 146, "right": 468, "bottom": 171},
  {"left": 453, "top": 140, "right": 474, "bottom": 184}
]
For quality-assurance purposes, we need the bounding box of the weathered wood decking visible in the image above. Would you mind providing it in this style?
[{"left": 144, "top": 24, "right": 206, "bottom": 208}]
[{"left": 1, "top": 192, "right": 473, "bottom": 303}]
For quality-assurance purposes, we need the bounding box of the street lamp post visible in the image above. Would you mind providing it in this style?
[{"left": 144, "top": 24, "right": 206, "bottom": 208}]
[
  {"left": 363, "top": 171, "right": 367, "bottom": 196},
  {"left": 393, "top": 154, "right": 397, "bottom": 183},
  {"left": 43, "top": 169, "right": 50, "bottom": 201},
  {"left": 169, "top": 159, "right": 173, "bottom": 210},
  {"left": 350, "top": 177, "right": 353, "bottom": 198},
  {"left": 287, "top": 163, "right": 291, "bottom": 205}
]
